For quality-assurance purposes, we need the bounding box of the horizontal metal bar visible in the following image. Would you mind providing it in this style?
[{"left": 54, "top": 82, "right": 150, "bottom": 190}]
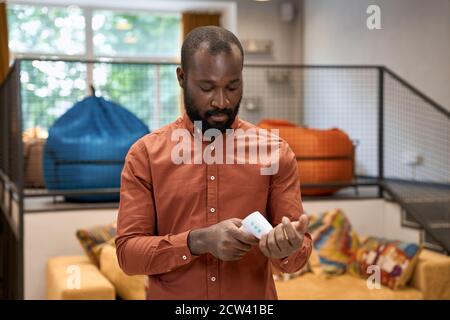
[
  {"left": 13, "top": 53, "right": 179, "bottom": 64},
  {"left": 244, "top": 64, "right": 383, "bottom": 69},
  {"left": 301, "top": 180, "right": 380, "bottom": 188},
  {"left": 54, "top": 160, "right": 124, "bottom": 165},
  {"left": 17, "top": 57, "right": 179, "bottom": 66},
  {"left": 25, "top": 203, "right": 119, "bottom": 213},
  {"left": 24, "top": 188, "right": 120, "bottom": 197},
  {"left": 296, "top": 155, "right": 353, "bottom": 161},
  {"left": 383, "top": 177, "right": 450, "bottom": 189},
  {"left": 16, "top": 57, "right": 385, "bottom": 70},
  {"left": 303, "top": 195, "right": 380, "bottom": 202}
]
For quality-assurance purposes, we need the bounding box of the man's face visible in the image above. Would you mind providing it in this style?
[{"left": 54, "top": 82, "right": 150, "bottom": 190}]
[{"left": 177, "top": 43, "right": 243, "bottom": 133}]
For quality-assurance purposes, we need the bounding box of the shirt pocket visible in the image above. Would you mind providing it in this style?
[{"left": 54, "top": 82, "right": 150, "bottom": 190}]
[{"left": 222, "top": 164, "right": 270, "bottom": 191}]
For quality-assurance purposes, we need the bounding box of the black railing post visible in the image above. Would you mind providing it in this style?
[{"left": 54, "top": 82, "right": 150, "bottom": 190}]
[
  {"left": 16, "top": 60, "right": 24, "bottom": 300},
  {"left": 378, "top": 67, "right": 384, "bottom": 197}
]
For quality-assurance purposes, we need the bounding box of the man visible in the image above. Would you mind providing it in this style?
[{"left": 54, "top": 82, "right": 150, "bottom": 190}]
[{"left": 116, "top": 26, "right": 312, "bottom": 300}]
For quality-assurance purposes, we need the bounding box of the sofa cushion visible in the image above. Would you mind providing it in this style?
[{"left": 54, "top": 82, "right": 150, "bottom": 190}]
[
  {"left": 275, "top": 273, "right": 423, "bottom": 300},
  {"left": 410, "top": 249, "right": 450, "bottom": 299},
  {"left": 76, "top": 222, "right": 117, "bottom": 267},
  {"left": 348, "top": 236, "right": 422, "bottom": 290},
  {"left": 99, "top": 244, "right": 146, "bottom": 300},
  {"left": 46, "top": 255, "right": 115, "bottom": 300}
]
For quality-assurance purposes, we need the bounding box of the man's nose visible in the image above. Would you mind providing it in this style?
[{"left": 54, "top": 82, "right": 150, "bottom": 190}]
[{"left": 211, "top": 89, "right": 230, "bottom": 110}]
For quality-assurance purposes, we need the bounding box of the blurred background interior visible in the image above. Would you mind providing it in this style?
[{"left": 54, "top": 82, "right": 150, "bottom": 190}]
[{"left": 0, "top": 0, "right": 449, "bottom": 300}]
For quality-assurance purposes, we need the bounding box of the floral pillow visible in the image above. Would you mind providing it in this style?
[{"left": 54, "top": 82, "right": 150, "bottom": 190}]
[{"left": 347, "top": 236, "right": 422, "bottom": 289}]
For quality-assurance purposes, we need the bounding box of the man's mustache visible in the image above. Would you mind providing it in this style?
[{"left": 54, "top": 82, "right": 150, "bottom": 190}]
[{"left": 205, "top": 109, "right": 232, "bottom": 117}]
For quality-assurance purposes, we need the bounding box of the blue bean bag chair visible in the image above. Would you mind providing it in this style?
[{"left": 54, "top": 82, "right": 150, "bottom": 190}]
[{"left": 43, "top": 96, "right": 149, "bottom": 202}]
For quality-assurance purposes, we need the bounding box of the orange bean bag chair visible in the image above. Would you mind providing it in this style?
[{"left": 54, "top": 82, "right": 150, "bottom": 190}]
[{"left": 258, "top": 119, "right": 355, "bottom": 196}]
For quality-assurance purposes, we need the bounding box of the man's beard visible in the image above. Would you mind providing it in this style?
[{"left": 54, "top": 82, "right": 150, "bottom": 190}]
[{"left": 184, "top": 88, "right": 241, "bottom": 134}]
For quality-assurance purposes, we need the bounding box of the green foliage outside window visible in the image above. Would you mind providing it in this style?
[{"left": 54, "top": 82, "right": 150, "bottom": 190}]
[{"left": 8, "top": 4, "right": 181, "bottom": 132}]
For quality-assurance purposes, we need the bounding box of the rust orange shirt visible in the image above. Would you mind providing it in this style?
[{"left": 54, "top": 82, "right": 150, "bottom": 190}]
[{"left": 116, "top": 113, "right": 312, "bottom": 300}]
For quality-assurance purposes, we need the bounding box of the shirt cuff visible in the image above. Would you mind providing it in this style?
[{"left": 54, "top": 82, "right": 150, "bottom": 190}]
[
  {"left": 273, "top": 232, "right": 313, "bottom": 274},
  {"left": 164, "top": 230, "right": 201, "bottom": 273},
  {"left": 171, "top": 230, "right": 200, "bottom": 264}
]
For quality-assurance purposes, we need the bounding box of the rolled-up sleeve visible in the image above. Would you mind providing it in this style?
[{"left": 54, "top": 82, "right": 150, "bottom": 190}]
[
  {"left": 267, "top": 141, "right": 312, "bottom": 273},
  {"left": 115, "top": 139, "right": 198, "bottom": 276}
]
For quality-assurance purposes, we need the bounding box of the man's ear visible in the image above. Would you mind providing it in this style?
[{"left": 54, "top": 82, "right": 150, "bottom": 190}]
[{"left": 176, "top": 67, "right": 185, "bottom": 88}]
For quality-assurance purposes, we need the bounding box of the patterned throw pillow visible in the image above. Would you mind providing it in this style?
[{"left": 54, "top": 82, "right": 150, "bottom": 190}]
[
  {"left": 347, "top": 237, "right": 422, "bottom": 289},
  {"left": 76, "top": 222, "right": 117, "bottom": 267},
  {"left": 308, "top": 209, "right": 360, "bottom": 275}
]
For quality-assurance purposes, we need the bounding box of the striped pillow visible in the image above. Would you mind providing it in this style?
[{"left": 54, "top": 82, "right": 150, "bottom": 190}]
[
  {"left": 76, "top": 222, "right": 117, "bottom": 267},
  {"left": 308, "top": 209, "right": 360, "bottom": 275}
]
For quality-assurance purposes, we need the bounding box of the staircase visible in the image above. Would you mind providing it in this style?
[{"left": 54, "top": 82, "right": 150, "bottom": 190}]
[{"left": 383, "top": 180, "right": 450, "bottom": 254}]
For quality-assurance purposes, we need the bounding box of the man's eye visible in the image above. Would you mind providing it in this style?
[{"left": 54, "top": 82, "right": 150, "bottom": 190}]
[
  {"left": 227, "top": 86, "right": 239, "bottom": 91},
  {"left": 200, "top": 86, "right": 213, "bottom": 92}
]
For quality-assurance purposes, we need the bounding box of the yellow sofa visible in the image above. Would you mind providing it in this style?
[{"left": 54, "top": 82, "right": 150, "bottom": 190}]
[{"left": 46, "top": 246, "right": 450, "bottom": 300}]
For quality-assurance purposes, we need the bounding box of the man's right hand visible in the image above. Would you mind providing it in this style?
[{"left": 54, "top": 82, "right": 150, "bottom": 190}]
[{"left": 188, "top": 218, "right": 259, "bottom": 261}]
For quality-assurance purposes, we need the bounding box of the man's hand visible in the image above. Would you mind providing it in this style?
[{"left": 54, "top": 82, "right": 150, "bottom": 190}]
[
  {"left": 188, "top": 218, "right": 259, "bottom": 261},
  {"left": 259, "top": 214, "right": 309, "bottom": 259}
]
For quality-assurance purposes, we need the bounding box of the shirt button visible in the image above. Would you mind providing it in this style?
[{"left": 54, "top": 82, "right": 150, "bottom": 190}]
[
  {"left": 210, "top": 146, "right": 215, "bottom": 151},
  {"left": 182, "top": 255, "right": 187, "bottom": 260},
  {"left": 211, "top": 276, "right": 216, "bottom": 282},
  {"left": 210, "top": 208, "right": 215, "bottom": 213},
  {"left": 210, "top": 175, "right": 215, "bottom": 181}
]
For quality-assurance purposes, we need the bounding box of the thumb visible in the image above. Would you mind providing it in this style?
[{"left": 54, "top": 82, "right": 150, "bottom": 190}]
[
  {"left": 229, "top": 218, "right": 243, "bottom": 227},
  {"left": 293, "top": 214, "right": 309, "bottom": 234}
]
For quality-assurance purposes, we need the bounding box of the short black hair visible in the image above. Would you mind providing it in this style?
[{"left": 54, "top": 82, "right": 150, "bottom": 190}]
[{"left": 181, "top": 26, "right": 244, "bottom": 73}]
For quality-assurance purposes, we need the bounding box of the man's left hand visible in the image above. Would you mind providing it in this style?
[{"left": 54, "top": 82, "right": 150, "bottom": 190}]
[{"left": 259, "top": 214, "right": 309, "bottom": 259}]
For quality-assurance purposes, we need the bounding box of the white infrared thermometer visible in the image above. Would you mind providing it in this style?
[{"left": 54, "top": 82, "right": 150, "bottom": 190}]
[{"left": 239, "top": 211, "right": 273, "bottom": 239}]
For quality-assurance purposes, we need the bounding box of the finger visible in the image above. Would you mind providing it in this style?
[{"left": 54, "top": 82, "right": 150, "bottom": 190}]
[
  {"left": 223, "top": 254, "right": 244, "bottom": 261},
  {"left": 228, "top": 218, "right": 243, "bottom": 227},
  {"left": 229, "top": 238, "right": 252, "bottom": 252},
  {"left": 297, "top": 214, "right": 309, "bottom": 233},
  {"left": 230, "top": 228, "right": 260, "bottom": 246},
  {"left": 228, "top": 252, "right": 247, "bottom": 261},
  {"left": 259, "top": 234, "right": 271, "bottom": 257},
  {"left": 267, "top": 229, "right": 281, "bottom": 255},
  {"left": 274, "top": 224, "right": 291, "bottom": 252},
  {"left": 282, "top": 217, "right": 302, "bottom": 248},
  {"left": 292, "top": 214, "right": 309, "bottom": 234}
]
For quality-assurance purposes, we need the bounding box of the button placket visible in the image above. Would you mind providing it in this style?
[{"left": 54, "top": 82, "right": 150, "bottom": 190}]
[{"left": 206, "top": 162, "right": 219, "bottom": 298}]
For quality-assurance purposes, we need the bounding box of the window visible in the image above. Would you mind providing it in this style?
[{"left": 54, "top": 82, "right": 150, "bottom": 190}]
[
  {"left": 8, "top": 4, "right": 85, "bottom": 55},
  {"left": 8, "top": 3, "right": 182, "bottom": 131},
  {"left": 92, "top": 10, "right": 180, "bottom": 58}
]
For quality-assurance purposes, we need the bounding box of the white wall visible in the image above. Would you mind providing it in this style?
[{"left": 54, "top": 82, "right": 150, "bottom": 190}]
[
  {"left": 160, "top": 0, "right": 302, "bottom": 64},
  {"left": 228, "top": 0, "right": 305, "bottom": 124},
  {"left": 236, "top": 0, "right": 302, "bottom": 64},
  {"left": 301, "top": 0, "right": 450, "bottom": 111}
]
